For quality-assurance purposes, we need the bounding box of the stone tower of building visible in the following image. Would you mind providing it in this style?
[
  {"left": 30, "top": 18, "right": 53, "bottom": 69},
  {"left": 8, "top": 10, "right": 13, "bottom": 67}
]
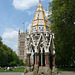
[{"left": 17, "top": 30, "right": 28, "bottom": 62}]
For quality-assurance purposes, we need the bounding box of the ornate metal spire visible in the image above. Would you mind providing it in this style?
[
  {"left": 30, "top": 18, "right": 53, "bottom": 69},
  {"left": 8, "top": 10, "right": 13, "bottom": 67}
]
[
  {"left": 39, "top": 0, "right": 41, "bottom": 3},
  {"left": 30, "top": 0, "right": 51, "bottom": 32}
]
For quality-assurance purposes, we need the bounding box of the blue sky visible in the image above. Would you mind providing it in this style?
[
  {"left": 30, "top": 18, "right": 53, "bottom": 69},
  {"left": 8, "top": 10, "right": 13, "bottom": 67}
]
[{"left": 0, "top": 0, "right": 52, "bottom": 53}]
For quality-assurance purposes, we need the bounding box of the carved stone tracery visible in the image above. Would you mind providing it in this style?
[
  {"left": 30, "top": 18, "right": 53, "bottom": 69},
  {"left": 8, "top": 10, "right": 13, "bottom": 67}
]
[{"left": 26, "top": 31, "right": 55, "bottom": 69}]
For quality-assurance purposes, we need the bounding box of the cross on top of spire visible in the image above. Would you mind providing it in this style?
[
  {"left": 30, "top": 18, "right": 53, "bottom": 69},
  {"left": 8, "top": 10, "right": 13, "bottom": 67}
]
[{"left": 39, "top": 0, "right": 41, "bottom": 3}]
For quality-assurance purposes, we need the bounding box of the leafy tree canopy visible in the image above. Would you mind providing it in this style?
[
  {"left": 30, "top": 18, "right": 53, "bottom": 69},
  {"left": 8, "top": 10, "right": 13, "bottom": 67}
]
[
  {"left": 48, "top": 0, "right": 75, "bottom": 67},
  {"left": 0, "top": 36, "right": 24, "bottom": 67}
]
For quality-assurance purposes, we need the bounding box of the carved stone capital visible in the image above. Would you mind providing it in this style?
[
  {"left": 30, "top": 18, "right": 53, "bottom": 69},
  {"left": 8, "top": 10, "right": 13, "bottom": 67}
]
[{"left": 45, "top": 53, "right": 50, "bottom": 55}]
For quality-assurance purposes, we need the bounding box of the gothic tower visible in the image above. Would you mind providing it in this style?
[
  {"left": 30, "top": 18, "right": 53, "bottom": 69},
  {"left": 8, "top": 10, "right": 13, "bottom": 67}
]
[{"left": 17, "top": 30, "right": 28, "bottom": 62}]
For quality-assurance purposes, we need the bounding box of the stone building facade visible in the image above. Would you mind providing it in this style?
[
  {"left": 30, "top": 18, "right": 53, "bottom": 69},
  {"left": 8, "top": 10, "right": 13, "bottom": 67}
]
[{"left": 17, "top": 30, "right": 28, "bottom": 62}]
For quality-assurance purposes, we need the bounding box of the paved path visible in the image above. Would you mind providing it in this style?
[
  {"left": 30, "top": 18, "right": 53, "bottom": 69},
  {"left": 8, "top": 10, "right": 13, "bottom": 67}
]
[
  {"left": 0, "top": 72, "right": 75, "bottom": 75},
  {"left": 62, "top": 72, "right": 75, "bottom": 75},
  {"left": 24, "top": 72, "right": 33, "bottom": 75},
  {"left": 0, "top": 72, "right": 23, "bottom": 75}
]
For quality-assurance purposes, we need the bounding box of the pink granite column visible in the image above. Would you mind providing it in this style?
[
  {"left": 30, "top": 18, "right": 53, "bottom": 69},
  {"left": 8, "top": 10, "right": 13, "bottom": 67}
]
[
  {"left": 46, "top": 53, "right": 49, "bottom": 67},
  {"left": 35, "top": 53, "right": 38, "bottom": 67},
  {"left": 27, "top": 55, "right": 30, "bottom": 67},
  {"left": 53, "top": 55, "right": 55, "bottom": 66}
]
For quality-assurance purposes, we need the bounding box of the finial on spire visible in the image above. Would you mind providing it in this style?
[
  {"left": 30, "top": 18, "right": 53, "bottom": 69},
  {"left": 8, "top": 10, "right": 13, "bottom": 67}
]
[
  {"left": 19, "top": 29, "right": 20, "bottom": 34},
  {"left": 23, "top": 23, "right": 25, "bottom": 32},
  {"left": 39, "top": 0, "right": 41, "bottom": 3}
]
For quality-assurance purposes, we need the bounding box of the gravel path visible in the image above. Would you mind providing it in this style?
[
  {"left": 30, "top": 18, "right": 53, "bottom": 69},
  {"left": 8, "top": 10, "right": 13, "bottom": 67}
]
[
  {"left": 62, "top": 72, "right": 75, "bottom": 75},
  {"left": 0, "top": 72, "right": 23, "bottom": 75},
  {"left": 24, "top": 72, "right": 33, "bottom": 75},
  {"left": 0, "top": 72, "right": 75, "bottom": 75}
]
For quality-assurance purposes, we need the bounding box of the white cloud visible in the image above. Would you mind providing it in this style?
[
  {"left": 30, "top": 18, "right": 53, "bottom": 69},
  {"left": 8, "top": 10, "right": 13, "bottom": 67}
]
[
  {"left": 26, "top": 10, "right": 35, "bottom": 15},
  {"left": 27, "top": 23, "right": 32, "bottom": 32},
  {"left": 2, "top": 28, "right": 18, "bottom": 43},
  {"left": 45, "top": 9, "right": 52, "bottom": 18},
  {"left": 45, "top": 10, "right": 49, "bottom": 17},
  {"left": 23, "top": 22, "right": 32, "bottom": 32},
  {"left": 13, "top": 44, "right": 18, "bottom": 53},
  {"left": 2, "top": 28, "right": 18, "bottom": 53},
  {"left": 13, "top": 0, "right": 38, "bottom": 10}
]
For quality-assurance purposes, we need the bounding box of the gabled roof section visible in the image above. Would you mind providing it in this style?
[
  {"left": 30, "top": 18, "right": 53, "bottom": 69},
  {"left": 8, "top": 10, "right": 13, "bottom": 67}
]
[{"left": 31, "top": 0, "right": 51, "bottom": 32}]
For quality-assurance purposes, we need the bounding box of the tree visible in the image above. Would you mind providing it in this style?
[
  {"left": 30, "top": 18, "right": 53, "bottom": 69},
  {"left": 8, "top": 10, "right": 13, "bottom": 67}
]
[
  {"left": 9, "top": 61, "right": 17, "bottom": 66},
  {"left": 0, "top": 37, "right": 2, "bottom": 41},
  {"left": 0, "top": 37, "right": 24, "bottom": 67},
  {"left": 18, "top": 60, "right": 24, "bottom": 66},
  {"left": 0, "top": 37, "right": 2, "bottom": 47},
  {"left": 24, "top": 59, "right": 27, "bottom": 66},
  {"left": 48, "top": 0, "right": 75, "bottom": 67}
]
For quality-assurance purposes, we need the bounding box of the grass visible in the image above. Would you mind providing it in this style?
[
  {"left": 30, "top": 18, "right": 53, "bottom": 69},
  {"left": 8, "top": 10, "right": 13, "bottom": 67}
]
[
  {"left": 0, "top": 67, "right": 24, "bottom": 72},
  {"left": 57, "top": 68, "right": 75, "bottom": 72},
  {"left": 0, "top": 67, "right": 75, "bottom": 72}
]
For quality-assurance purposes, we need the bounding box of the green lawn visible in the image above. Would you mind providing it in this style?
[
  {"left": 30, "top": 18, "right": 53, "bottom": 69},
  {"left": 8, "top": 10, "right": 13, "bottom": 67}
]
[
  {"left": 0, "top": 67, "right": 75, "bottom": 72},
  {"left": 0, "top": 67, "right": 24, "bottom": 72},
  {"left": 57, "top": 68, "right": 75, "bottom": 72}
]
